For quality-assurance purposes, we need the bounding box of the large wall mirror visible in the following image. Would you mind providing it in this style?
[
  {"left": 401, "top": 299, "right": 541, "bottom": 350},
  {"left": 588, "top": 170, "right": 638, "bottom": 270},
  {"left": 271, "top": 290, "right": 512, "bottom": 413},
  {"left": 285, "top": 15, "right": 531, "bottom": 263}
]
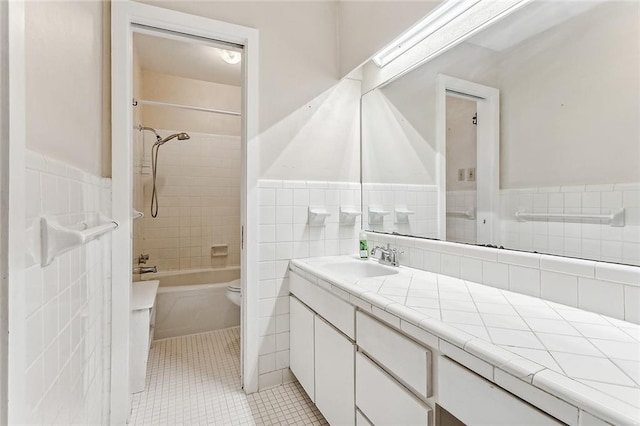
[{"left": 361, "top": 0, "right": 639, "bottom": 266}]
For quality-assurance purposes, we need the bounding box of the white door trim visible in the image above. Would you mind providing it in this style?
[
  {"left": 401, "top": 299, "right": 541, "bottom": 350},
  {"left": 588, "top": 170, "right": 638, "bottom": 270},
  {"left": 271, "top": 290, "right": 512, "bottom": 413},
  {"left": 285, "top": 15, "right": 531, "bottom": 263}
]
[
  {"left": 4, "top": 0, "right": 27, "bottom": 423},
  {"left": 111, "top": 2, "right": 259, "bottom": 423},
  {"left": 436, "top": 74, "right": 500, "bottom": 244}
]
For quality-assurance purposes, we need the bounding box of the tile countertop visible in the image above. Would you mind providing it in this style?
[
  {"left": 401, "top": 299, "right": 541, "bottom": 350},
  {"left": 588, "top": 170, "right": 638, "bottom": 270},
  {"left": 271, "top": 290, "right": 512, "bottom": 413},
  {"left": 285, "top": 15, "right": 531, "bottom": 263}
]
[{"left": 289, "top": 256, "right": 640, "bottom": 426}]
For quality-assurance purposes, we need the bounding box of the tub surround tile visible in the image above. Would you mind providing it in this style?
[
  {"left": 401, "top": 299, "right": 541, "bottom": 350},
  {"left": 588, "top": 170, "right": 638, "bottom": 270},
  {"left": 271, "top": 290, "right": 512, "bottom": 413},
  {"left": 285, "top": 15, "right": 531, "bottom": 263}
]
[{"left": 291, "top": 256, "right": 640, "bottom": 425}]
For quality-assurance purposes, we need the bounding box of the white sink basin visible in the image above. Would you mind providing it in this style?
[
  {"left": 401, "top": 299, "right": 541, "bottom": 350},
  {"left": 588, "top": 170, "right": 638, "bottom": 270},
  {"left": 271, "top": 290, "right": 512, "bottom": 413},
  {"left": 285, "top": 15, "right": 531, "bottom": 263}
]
[{"left": 324, "top": 260, "right": 399, "bottom": 280}]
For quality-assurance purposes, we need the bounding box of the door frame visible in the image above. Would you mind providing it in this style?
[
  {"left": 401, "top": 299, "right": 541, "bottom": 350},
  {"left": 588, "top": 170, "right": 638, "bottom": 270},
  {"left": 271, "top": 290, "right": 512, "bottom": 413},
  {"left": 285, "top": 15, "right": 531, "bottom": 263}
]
[
  {"left": 3, "top": 0, "right": 27, "bottom": 423},
  {"left": 111, "top": 2, "right": 259, "bottom": 423},
  {"left": 436, "top": 74, "right": 500, "bottom": 244}
]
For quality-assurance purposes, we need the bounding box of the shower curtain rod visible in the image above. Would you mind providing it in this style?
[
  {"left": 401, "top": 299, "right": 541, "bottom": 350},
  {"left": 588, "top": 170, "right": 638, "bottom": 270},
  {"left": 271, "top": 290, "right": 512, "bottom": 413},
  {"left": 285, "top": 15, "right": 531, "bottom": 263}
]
[{"left": 133, "top": 98, "right": 241, "bottom": 117}]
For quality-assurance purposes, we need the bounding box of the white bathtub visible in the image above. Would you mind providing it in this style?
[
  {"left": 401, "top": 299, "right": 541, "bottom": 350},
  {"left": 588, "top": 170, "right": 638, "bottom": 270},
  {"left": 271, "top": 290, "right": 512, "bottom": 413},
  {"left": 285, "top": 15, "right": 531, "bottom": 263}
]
[{"left": 143, "top": 267, "right": 240, "bottom": 339}]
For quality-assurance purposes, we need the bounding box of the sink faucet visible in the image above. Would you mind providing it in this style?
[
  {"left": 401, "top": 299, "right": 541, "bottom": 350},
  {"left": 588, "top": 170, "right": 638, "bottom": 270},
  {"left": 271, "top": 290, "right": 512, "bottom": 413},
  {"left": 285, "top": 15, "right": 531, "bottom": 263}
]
[
  {"left": 133, "top": 266, "right": 157, "bottom": 274},
  {"left": 370, "top": 244, "right": 403, "bottom": 267}
]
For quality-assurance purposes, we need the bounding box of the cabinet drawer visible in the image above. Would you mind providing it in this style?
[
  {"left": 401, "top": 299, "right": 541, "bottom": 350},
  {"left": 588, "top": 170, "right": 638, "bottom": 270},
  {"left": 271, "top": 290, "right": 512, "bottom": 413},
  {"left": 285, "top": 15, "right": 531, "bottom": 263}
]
[
  {"left": 356, "top": 352, "right": 432, "bottom": 426},
  {"left": 357, "top": 311, "right": 432, "bottom": 398},
  {"left": 439, "top": 357, "right": 562, "bottom": 425},
  {"left": 290, "top": 271, "right": 355, "bottom": 339}
]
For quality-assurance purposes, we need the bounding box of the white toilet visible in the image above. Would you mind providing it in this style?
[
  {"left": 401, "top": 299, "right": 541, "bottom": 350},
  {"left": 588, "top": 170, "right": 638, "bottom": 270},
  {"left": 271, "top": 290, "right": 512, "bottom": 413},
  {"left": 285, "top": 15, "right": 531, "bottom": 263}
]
[{"left": 225, "top": 279, "right": 241, "bottom": 307}]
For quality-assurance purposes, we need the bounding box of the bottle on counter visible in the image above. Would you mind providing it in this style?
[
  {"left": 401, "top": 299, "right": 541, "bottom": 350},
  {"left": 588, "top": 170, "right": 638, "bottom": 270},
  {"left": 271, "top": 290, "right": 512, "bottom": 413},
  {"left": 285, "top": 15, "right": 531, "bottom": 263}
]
[{"left": 359, "top": 231, "right": 369, "bottom": 259}]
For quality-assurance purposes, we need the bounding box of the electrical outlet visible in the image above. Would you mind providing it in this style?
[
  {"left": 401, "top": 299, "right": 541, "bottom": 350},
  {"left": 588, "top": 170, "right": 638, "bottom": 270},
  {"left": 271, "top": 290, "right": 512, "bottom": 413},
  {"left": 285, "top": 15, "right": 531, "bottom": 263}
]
[
  {"left": 458, "top": 169, "right": 465, "bottom": 181},
  {"left": 467, "top": 168, "right": 476, "bottom": 181}
]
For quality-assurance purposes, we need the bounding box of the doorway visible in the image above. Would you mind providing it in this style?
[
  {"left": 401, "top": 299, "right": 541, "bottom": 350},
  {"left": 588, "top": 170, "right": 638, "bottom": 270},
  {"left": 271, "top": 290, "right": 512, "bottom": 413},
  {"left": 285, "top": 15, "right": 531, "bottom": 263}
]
[
  {"left": 445, "top": 94, "right": 479, "bottom": 244},
  {"left": 436, "top": 74, "right": 500, "bottom": 245},
  {"left": 111, "top": 2, "right": 259, "bottom": 424}
]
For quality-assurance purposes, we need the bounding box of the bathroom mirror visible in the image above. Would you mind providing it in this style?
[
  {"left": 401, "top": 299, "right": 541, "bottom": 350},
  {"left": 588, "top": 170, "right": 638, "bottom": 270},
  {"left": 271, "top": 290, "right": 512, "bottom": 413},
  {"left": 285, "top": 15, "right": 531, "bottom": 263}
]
[{"left": 361, "top": 0, "right": 640, "bottom": 266}]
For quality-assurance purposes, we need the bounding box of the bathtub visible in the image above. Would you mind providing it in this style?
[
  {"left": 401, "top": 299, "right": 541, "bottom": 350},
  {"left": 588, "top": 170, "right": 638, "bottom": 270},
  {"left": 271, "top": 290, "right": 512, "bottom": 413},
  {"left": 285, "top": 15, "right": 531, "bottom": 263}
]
[{"left": 143, "top": 267, "right": 240, "bottom": 340}]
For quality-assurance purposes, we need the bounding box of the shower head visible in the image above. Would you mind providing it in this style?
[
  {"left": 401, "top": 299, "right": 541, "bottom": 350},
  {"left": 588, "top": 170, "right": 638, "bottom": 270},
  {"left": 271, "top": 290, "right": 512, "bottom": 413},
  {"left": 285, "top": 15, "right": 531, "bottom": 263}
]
[
  {"left": 155, "top": 132, "right": 190, "bottom": 146},
  {"left": 138, "top": 125, "right": 162, "bottom": 142}
]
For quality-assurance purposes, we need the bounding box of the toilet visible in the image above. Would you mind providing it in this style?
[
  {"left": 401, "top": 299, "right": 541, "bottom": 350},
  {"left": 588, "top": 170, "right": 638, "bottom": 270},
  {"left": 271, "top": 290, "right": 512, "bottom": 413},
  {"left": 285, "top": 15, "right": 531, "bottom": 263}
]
[{"left": 225, "top": 279, "right": 241, "bottom": 306}]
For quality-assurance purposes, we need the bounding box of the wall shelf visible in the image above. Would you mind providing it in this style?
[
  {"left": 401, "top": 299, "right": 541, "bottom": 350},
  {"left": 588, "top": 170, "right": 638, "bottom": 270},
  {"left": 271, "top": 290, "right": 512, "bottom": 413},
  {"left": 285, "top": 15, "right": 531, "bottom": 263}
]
[
  {"left": 340, "top": 207, "right": 362, "bottom": 225},
  {"left": 368, "top": 207, "right": 391, "bottom": 225},
  {"left": 309, "top": 207, "right": 332, "bottom": 226},
  {"left": 394, "top": 207, "right": 415, "bottom": 224}
]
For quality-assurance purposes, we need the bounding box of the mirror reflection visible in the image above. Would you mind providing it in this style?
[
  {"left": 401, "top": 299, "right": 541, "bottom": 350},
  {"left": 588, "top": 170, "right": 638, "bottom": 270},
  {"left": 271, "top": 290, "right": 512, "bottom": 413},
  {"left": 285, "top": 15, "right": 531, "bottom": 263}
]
[{"left": 361, "top": 0, "right": 639, "bottom": 266}]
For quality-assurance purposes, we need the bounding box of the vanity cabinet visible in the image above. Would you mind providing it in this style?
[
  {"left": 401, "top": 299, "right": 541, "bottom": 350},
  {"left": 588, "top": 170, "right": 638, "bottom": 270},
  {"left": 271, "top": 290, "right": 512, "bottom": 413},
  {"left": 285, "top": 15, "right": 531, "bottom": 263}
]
[
  {"left": 289, "top": 275, "right": 356, "bottom": 426},
  {"left": 289, "top": 270, "right": 563, "bottom": 426}
]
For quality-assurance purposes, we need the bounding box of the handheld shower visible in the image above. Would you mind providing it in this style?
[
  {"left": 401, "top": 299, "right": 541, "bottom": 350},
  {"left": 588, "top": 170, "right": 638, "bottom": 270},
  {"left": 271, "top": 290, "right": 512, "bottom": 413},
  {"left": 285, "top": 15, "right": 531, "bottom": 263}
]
[{"left": 138, "top": 125, "right": 190, "bottom": 217}]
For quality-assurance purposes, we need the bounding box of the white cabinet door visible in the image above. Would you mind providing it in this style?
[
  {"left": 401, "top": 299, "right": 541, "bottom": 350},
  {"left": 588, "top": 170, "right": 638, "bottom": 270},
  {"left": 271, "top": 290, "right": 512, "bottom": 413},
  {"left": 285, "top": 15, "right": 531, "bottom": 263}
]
[
  {"left": 315, "top": 316, "right": 355, "bottom": 426},
  {"left": 290, "top": 296, "right": 315, "bottom": 401}
]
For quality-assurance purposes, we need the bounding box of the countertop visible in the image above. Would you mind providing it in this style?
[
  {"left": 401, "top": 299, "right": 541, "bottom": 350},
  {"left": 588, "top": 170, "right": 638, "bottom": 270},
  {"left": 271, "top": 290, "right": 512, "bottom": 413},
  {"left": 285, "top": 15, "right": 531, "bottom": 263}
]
[
  {"left": 290, "top": 256, "right": 640, "bottom": 426},
  {"left": 132, "top": 280, "right": 159, "bottom": 311}
]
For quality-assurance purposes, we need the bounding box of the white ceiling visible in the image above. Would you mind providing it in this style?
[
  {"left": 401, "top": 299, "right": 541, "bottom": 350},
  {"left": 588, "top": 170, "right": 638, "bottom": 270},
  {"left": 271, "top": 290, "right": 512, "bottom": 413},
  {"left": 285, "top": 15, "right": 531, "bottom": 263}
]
[
  {"left": 466, "top": 0, "right": 604, "bottom": 52},
  {"left": 133, "top": 32, "right": 242, "bottom": 87}
]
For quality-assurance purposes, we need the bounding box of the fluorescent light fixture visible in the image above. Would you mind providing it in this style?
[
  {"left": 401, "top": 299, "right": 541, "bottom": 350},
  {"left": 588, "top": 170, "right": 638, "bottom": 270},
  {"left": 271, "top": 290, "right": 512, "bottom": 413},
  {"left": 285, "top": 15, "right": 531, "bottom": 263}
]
[
  {"left": 220, "top": 50, "right": 241, "bottom": 65},
  {"left": 372, "top": 0, "right": 484, "bottom": 67}
]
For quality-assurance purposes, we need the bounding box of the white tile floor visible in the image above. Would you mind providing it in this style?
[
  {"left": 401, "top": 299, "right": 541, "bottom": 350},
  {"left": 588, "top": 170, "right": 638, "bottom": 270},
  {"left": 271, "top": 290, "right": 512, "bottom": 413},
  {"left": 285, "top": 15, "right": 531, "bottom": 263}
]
[{"left": 131, "top": 327, "right": 327, "bottom": 425}]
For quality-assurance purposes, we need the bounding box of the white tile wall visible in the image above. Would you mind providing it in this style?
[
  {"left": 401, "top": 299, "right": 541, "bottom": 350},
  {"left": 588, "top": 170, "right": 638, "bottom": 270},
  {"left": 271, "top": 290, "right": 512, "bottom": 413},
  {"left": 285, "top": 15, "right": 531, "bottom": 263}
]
[
  {"left": 500, "top": 183, "right": 640, "bottom": 266},
  {"left": 366, "top": 232, "right": 640, "bottom": 325},
  {"left": 257, "top": 179, "right": 360, "bottom": 389},
  {"left": 134, "top": 130, "right": 241, "bottom": 271},
  {"left": 362, "top": 183, "right": 438, "bottom": 238},
  {"left": 23, "top": 150, "right": 112, "bottom": 424}
]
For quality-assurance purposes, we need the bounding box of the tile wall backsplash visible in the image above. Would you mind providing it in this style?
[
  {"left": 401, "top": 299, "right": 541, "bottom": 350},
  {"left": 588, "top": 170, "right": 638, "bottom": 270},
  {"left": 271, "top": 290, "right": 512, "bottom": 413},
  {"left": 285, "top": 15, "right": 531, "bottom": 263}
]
[
  {"left": 24, "top": 150, "right": 112, "bottom": 424},
  {"left": 366, "top": 232, "right": 640, "bottom": 325},
  {"left": 133, "top": 130, "right": 241, "bottom": 271},
  {"left": 362, "top": 183, "right": 438, "bottom": 238},
  {"left": 500, "top": 183, "right": 640, "bottom": 266},
  {"left": 256, "top": 179, "right": 361, "bottom": 390}
]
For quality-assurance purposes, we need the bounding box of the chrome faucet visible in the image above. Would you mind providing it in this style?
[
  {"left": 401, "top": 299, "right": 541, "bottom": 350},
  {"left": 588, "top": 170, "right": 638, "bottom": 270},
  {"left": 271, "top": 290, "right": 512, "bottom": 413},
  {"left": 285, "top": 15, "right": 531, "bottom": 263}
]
[
  {"left": 133, "top": 266, "right": 157, "bottom": 274},
  {"left": 370, "top": 244, "right": 403, "bottom": 267},
  {"left": 138, "top": 254, "right": 149, "bottom": 265}
]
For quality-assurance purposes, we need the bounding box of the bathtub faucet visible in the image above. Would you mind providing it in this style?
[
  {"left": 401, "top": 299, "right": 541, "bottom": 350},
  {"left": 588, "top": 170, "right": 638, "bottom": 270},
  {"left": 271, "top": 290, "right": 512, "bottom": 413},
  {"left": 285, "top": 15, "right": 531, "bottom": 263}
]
[{"left": 134, "top": 266, "right": 157, "bottom": 274}]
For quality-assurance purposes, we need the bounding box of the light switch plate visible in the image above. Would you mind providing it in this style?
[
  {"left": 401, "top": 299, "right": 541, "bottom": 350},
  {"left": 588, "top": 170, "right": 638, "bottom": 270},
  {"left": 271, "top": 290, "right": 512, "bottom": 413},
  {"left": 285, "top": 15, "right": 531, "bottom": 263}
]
[
  {"left": 458, "top": 169, "right": 465, "bottom": 181},
  {"left": 467, "top": 168, "right": 476, "bottom": 181}
]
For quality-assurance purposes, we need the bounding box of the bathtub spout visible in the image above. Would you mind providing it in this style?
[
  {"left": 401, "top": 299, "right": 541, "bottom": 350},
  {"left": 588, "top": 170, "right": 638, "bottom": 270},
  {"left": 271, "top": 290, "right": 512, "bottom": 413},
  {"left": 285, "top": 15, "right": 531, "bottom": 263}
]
[{"left": 134, "top": 266, "right": 157, "bottom": 274}]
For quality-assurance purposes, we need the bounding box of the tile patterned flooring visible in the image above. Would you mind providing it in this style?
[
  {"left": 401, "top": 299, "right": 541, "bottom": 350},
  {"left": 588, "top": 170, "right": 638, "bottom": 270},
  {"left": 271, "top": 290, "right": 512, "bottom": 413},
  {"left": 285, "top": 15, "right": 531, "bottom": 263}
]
[{"left": 131, "top": 327, "right": 327, "bottom": 425}]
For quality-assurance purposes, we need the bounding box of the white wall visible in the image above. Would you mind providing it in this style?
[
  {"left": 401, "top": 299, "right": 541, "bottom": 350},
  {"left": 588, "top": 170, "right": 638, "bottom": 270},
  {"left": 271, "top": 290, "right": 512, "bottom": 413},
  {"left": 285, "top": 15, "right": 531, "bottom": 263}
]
[
  {"left": 361, "top": 89, "right": 435, "bottom": 185},
  {"left": 259, "top": 77, "right": 361, "bottom": 181},
  {"left": 499, "top": 1, "right": 640, "bottom": 188},
  {"left": 24, "top": 1, "right": 105, "bottom": 177}
]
